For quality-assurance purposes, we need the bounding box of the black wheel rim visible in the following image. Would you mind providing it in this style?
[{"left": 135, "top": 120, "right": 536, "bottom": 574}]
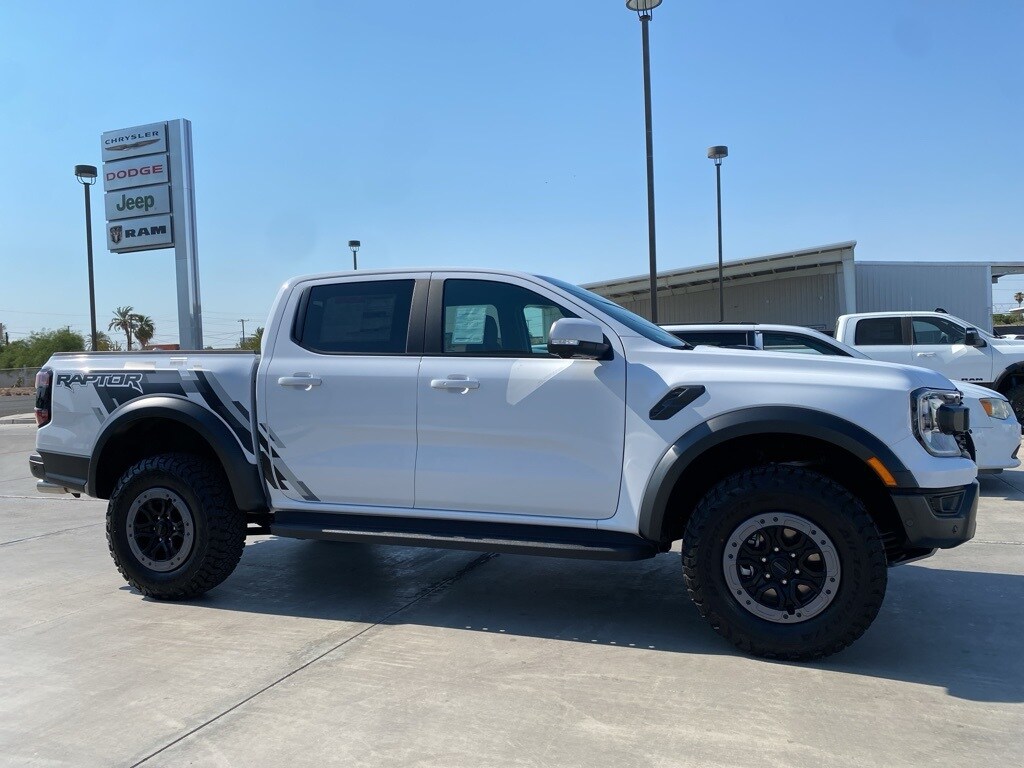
[
  {"left": 723, "top": 513, "right": 841, "bottom": 623},
  {"left": 126, "top": 488, "right": 195, "bottom": 573}
]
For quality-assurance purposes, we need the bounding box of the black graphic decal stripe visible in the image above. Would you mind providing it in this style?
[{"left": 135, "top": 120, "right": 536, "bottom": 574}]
[{"left": 192, "top": 371, "right": 254, "bottom": 453}]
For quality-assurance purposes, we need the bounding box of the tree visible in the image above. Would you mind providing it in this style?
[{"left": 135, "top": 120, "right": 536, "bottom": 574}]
[
  {"left": 88, "top": 331, "right": 122, "bottom": 351},
  {"left": 239, "top": 326, "right": 264, "bottom": 351},
  {"left": 1015, "top": 292, "right": 1024, "bottom": 309},
  {"left": 133, "top": 315, "right": 156, "bottom": 348},
  {"left": 109, "top": 306, "right": 136, "bottom": 350},
  {"left": 0, "top": 328, "right": 85, "bottom": 368}
]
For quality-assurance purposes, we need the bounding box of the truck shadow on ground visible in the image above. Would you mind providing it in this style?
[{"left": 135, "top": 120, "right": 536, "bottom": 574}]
[{"left": 163, "top": 536, "right": 1023, "bottom": 704}]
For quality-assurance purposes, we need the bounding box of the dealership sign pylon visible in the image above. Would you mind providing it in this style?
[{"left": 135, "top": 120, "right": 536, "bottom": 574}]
[{"left": 100, "top": 119, "right": 203, "bottom": 349}]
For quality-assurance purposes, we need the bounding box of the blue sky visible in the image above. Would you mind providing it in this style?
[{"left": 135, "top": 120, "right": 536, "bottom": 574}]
[{"left": 1, "top": 1, "right": 1022, "bottom": 346}]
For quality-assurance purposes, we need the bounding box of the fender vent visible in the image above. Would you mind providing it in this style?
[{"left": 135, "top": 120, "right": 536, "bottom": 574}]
[{"left": 650, "top": 386, "right": 706, "bottom": 421}]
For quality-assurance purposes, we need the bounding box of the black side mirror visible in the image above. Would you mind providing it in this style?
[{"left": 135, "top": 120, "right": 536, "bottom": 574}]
[
  {"left": 548, "top": 318, "right": 610, "bottom": 360},
  {"left": 965, "top": 328, "right": 986, "bottom": 348}
]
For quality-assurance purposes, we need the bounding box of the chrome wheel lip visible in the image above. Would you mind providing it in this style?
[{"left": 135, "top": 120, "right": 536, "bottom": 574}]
[
  {"left": 126, "top": 488, "right": 195, "bottom": 573},
  {"left": 723, "top": 512, "right": 841, "bottom": 624}
]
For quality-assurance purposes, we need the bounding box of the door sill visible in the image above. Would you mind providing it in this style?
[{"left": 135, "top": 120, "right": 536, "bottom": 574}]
[{"left": 270, "top": 511, "right": 658, "bottom": 561}]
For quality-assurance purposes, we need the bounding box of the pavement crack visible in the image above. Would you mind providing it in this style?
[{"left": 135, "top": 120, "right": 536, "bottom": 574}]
[
  {"left": 129, "top": 551, "right": 499, "bottom": 767},
  {"left": 0, "top": 522, "right": 103, "bottom": 546}
]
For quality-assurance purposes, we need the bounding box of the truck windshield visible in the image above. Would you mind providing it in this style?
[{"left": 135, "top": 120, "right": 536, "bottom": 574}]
[{"left": 538, "top": 276, "right": 688, "bottom": 349}]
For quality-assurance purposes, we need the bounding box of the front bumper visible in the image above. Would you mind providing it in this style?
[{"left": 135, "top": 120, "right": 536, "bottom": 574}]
[
  {"left": 890, "top": 481, "right": 979, "bottom": 549},
  {"left": 971, "top": 422, "right": 1022, "bottom": 472}
]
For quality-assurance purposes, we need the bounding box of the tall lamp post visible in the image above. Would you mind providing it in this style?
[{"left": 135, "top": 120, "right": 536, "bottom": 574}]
[
  {"left": 625, "top": 0, "right": 663, "bottom": 323},
  {"left": 74, "top": 164, "right": 99, "bottom": 351},
  {"left": 348, "top": 240, "right": 360, "bottom": 270},
  {"left": 707, "top": 145, "right": 728, "bottom": 322}
]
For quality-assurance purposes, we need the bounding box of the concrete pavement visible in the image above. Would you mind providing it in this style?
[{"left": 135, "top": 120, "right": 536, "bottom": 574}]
[{"left": 1, "top": 422, "right": 1021, "bottom": 767}]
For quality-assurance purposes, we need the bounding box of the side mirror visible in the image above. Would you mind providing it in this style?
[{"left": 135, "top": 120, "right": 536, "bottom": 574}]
[
  {"left": 548, "top": 318, "right": 609, "bottom": 360},
  {"left": 965, "top": 328, "right": 986, "bottom": 347}
]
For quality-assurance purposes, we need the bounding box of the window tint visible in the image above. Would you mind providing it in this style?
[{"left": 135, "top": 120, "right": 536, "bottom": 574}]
[
  {"left": 912, "top": 317, "right": 966, "bottom": 345},
  {"left": 671, "top": 330, "right": 749, "bottom": 348},
  {"left": 298, "top": 279, "right": 413, "bottom": 354},
  {"left": 854, "top": 317, "right": 905, "bottom": 345},
  {"left": 762, "top": 332, "right": 847, "bottom": 356},
  {"left": 442, "top": 280, "right": 574, "bottom": 356}
]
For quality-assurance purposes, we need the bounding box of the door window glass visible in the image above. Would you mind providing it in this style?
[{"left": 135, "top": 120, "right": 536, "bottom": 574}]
[
  {"left": 442, "top": 280, "right": 574, "bottom": 356},
  {"left": 762, "top": 332, "right": 846, "bottom": 356},
  {"left": 912, "top": 317, "right": 966, "bottom": 345},
  {"left": 854, "top": 317, "right": 905, "bottom": 345},
  {"left": 297, "top": 279, "right": 414, "bottom": 354},
  {"left": 670, "top": 330, "right": 749, "bottom": 348}
]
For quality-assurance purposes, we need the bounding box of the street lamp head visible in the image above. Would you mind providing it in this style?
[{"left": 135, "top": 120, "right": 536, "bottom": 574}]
[
  {"left": 74, "top": 164, "right": 98, "bottom": 185},
  {"left": 348, "top": 240, "right": 360, "bottom": 251},
  {"left": 626, "top": 0, "right": 663, "bottom": 12},
  {"left": 707, "top": 145, "right": 729, "bottom": 165}
]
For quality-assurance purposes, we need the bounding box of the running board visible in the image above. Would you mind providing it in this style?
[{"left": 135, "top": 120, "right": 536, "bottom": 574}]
[{"left": 270, "top": 511, "right": 659, "bottom": 561}]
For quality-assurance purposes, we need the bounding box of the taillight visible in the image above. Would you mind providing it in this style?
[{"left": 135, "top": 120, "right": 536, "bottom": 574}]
[{"left": 35, "top": 369, "right": 52, "bottom": 428}]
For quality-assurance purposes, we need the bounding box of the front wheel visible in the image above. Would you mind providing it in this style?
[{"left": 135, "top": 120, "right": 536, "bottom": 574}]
[
  {"left": 1003, "top": 384, "right": 1024, "bottom": 432},
  {"left": 682, "top": 465, "right": 887, "bottom": 661},
  {"left": 106, "top": 453, "right": 245, "bottom": 600}
]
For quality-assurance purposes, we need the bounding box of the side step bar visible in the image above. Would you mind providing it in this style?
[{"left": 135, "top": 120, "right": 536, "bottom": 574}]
[{"left": 270, "top": 511, "right": 660, "bottom": 561}]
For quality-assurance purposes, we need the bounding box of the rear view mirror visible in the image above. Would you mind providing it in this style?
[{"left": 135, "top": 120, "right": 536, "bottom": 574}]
[
  {"left": 965, "top": 328, "right": 986, "bottom": 348},
  {"left": 548, "top": 318, "right": 610, "bottom": 360}
]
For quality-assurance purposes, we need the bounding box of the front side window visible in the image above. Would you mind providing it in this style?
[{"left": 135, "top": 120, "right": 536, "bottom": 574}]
[
  {"left": 296, "top": 279, "right": 414, "bottom": 354},
  {"left": 854, "top": 317, "right": 905, "bottom": 345},
  {"left": 762, "top": 332, "right": 847, "bottom": 356},
  {"left": 912, "top": 317, "right": 966, "bottom": 345},
  {"left": 442, "top": 280, "right": 574, "bottom": 356},
  {"left": 671, "top": 330, "right": 750, "bottom": 348}
]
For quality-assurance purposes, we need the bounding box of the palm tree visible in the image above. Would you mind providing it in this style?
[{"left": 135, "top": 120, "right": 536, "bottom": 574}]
[
  {"left": 109, "top": 306, "right": 136, "bottom": 350},
  {"left": 1015, "top": 292, "right": 1024, "bottom": 309},
  {"left": 88, "top": 331, "right": 119, "bottom": 351},
  {"left": 133, "top": 315, "right": 155, "bottom": 348}
]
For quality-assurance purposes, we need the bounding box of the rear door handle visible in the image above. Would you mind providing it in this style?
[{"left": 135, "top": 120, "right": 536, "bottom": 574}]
[
  {"left": 916, "top": 352, "right": 937, "bottom": 358},
  {"left": 278, "top": 375, "right": 322, "bottom": 388},
  {"left": 430, "top": 377, "right": 480, "bottom": 392}
]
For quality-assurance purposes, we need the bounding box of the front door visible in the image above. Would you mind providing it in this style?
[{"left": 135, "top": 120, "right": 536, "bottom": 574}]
[
  {"left": 259, "top": 275, "right": 425, "bottom": 508},
  {"left": 910, "top": 316, "right": 993, "bottom": 384},
  {"left": 415, "top": 275, "right": 626, "bottom": 519}
]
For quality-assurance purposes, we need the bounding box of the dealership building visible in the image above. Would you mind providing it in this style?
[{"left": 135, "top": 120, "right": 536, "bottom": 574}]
[{"left": 583, "top": 242, "right": 1024, "bottom": 332}]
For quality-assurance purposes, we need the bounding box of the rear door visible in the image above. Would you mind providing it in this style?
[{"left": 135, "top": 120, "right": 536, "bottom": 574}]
[
  {"left": 258, "top": 274, "right": 427, "bottom": 508},
  {"left": 414, "top": 274, "right": 627, "bottom": 519},
  {"left": 850, "top": 317, "right": 912, "bottom": 364},
  {"left": 910, "top": 315, "right": 993, "bottom": 384}
]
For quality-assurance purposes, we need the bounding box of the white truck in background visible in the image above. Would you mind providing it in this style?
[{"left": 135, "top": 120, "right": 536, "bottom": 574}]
[{"left": 835, "top": 311, "right": 1024, "bottom": 424}]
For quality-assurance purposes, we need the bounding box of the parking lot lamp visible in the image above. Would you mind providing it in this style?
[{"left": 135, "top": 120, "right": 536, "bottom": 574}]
[
  {"left": 348, "top": 240, "right": 360, "bottom": 271},
  {"left": 626, "top": 0, "right": 663, "bottom": 322},
  {"left": 75, "top": 164, "right": 99, "bottom": 351},
  {"left": 707, "top": 145, "right": 729, "bottom": 322}
]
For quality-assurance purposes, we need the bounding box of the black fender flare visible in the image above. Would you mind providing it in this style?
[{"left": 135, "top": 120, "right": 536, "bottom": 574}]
[
  {"left": 637, "top": 406, "right": 916, "bottom": 542},
  {"left": 992, "top": 363, "right": 1024, "bottom": 393},
  {"left": 89, "top": 395, "right": 267, "bottom": 512}
]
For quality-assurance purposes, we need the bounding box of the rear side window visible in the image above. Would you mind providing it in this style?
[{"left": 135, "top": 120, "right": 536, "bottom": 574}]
[
  {"left": 672, "top": 330, "right": 749, "bottom": 348},
  {"left": 854, "top": 318, "right": 905, "bottom": 345},
  {"left": 296, "top": 279, "right": 414, "bottom": 354}
]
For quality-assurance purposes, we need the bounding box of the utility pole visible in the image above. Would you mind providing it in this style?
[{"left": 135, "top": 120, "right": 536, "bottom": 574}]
[{"left": 238, "top": 319, "right": 250, "bottom": 346}]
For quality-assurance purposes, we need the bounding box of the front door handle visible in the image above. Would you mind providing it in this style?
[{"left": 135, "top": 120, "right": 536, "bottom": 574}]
[
  {"left": 430, "top": 377, "right": 480, "bottom": 392},
  {"left": 916, "top": 352, "right": 937, "bottom": 358},
  {"left": 278, "top": 374, "right": 322, "bottom": 389}
]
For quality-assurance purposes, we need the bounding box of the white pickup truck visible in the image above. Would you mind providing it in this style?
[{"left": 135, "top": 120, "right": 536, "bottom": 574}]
[
  {"left": 835, "top": 311, "right": 1024, "bottom": 423},
  {"left": 30, "top": 269, "right": 978, "bottom": 660},
  {"left": 663, "top": 323, "right": 1021, "bottom": 473}
]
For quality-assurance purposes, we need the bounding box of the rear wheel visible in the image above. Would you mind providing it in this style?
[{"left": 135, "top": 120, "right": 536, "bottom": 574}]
[
  {"left": 106, "top": 453, "right": 245, "bottom": 600},
  {"left": 682, "top": 464, "right": 887, "bottom": 660}
]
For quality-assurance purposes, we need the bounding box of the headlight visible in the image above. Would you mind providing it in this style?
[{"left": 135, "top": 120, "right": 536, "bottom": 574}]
[
  {"left": 912, "top": 388, "right": 965, "bottom": 457},
  {"left": 980, "top": 397, "right": 1012, "bottom": 420}
]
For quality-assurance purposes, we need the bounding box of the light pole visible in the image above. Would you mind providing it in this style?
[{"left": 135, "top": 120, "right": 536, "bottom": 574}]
[
  {"left": 626, "top": 0, "right": 663, "bottom": 323},
  {"left": 707, "top": 145, "right": 728, "bottom": 322},
  {"left": 74, "top": 164, "right": 99, "bottom": 351},
  {"left": 348, "top": 240, "right": 360, "bottom": 270}
]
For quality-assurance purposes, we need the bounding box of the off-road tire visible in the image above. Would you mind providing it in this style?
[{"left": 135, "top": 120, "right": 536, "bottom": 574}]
[
  {"left": 682, "top": 464, "right": 887, "bottom": 661},
  {"left": 106, "top": 453, "right": 245, "bottom": 600}
]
